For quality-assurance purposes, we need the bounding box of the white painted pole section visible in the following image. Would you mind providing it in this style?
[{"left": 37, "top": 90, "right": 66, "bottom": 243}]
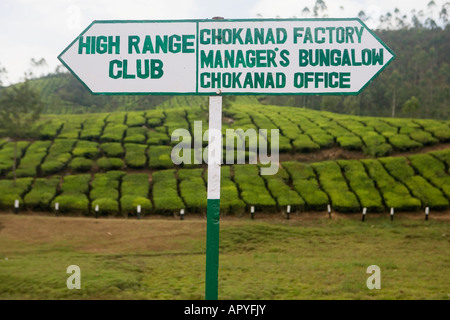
[
  {"left": 14, "top": 199, "right": 19, "bottom": 214},
  {"left": 55, "top": 202, "right": 59, "bottom": 211},
  {"left": 287, "top": 205, "right": 291, "bottom": 213},
  {"left": 207, "top": 96, "right": 222, "bottom": 200}
]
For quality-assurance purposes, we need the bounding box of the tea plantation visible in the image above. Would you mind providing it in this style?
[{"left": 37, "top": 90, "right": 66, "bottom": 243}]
[{"left": 0, "top": 100, "right": 449, "bottom": 217}]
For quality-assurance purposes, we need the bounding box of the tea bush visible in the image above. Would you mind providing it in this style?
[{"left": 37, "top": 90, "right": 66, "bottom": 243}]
[
  {"left": 283, "top": 161, "right": 329, "bottom": 211},
  {"left": 24, "top": 176, "right": 60, "bottom": 210},
  {"left": 124, "top": 143, "right": 147, "bottom": 169},
  {"left": 362, "top": 159, "right": 421, "bottom": 211},
  {"left": 312, "top": 161, "right": 360, "bottom": 212},
  {"left": 152, "top": 169, "right": 185, "bottom": 214},
  {"left": 120, "top": 173, "right": 152, "bottom": 216}
]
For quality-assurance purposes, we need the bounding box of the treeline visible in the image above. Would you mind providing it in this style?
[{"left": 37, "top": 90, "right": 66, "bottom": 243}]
[
  {"left": 0, "top": 1, "right": 448, "bottom": 119},
  {"left": 262, "top": 27, "right": 450, "bottom": 119}
]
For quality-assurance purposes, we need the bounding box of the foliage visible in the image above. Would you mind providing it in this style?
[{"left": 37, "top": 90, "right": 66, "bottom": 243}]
[
  {"left": 96, "top": 157, "right": 124, "bottom": 171},
  {"left": 178, "top": 168, "right": 207, "bottom": 213},
  {"left": 148, "top": 145, "right": 174, "bottom": 169},
  {"left": 7, "top": 141, "right": 51, "bottom": 178},
  {"left": 312, "top": 161, "right": 361, "bottom": 212},
  {"left": 380, "top": 157, "right": 449, "bottom": 210},
  {"left": 124, "top": 143, "right": 147, "bottom": 168},
  {"left": 69, "top": 157, "right": 93, "bottom": 172},
  {"left": 152, "top": 169, "right": 185, "bottom": 214},
  {"left": 0, "top": 177, "right": 33, "bottom": 209},
  {"left": 233, "top": 165, "right": 277, "bottom": 211},
  {"left": 0, "top": 79, "right": 43, "bottom": 138},
  {"left": 262, "top": 168, "right": 305, "bottom": 211},
  {"left": 100, "top": 142, "right": 124, "bottom": 158},
  {"left": 120, "top": 173, "right": 151, "bottom": 216},
  {"left": 362, "top": 159, "right": 421, "bottom": 211},
  {"left": 24, "top": 176, "right": 60, "bottom": 210}
]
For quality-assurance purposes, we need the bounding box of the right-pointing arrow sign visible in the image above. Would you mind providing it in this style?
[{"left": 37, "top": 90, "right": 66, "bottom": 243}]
[
  {"left": 196, "top": 18, "right": 395, "bottom": 95},
  {"left": 58, "top": 18, "right": 395, "bottom": 95}
]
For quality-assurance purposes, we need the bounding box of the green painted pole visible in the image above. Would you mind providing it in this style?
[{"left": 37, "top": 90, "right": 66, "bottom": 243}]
[
  {"left": 205, "top": 95, "right": 222, "bottom": 300},
  {"left": 205, "top": 198, "right": 221, "bottom": 299}
]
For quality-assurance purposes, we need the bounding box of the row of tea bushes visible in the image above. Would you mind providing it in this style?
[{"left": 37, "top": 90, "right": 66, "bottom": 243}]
[
  {"left": 90, "top": 171, "right": 123, "bottom": 216},
  {"left": 0, "top": 177, "right": 33, "bottom": 209},
  {"left": 232, "top": 165, "right": 277, "bottom": 212},
  {"left": 379, "top": 157, "right": 449, "bottom": 210},
  {"left": 41, "top": 139, "right": 77, "bottom": 175},
  {"left": 262, "top": 168, "right": 305, "bottom": 212},
  {"left": 7, "top": 141, "right": 51, "bottom": 178},
  {"left": 29, "top": 105, "right": 450, "bottom": 160},
  {"left": 0, "top": 141, "right": 30, "bottom": 175},
  {"left": 219, "top": 166, "right": 246, "bottom": 215},
  {"left": 282, "top": 161, "right": 329, "bottom": 211},
  {"left": 1, "top": 149, "right": 449, "bottom": 215},
  {"left": 152, "top": 169, "right": 184, "bottom": 214},
  {"left": 337, "top": 160, "right": 384, "bottom": 212},
  {"left": 120, "top": 173, "right": 152, "bottom": 216},
  {"left": 311, "top": 161, "right": 361, "bottom": 212},
  {"left": 178, "top": 168, "right": 207, "bottom": 214},
  {"left": 361, "top": 159, "right": 422, "bottom": 211},
  {"left": 51, "top": 174, "right": 91, "bottom": 214},
  {"left": 408, "top": 153, "right": 450, "bottom": 199},
  {"left": 2, "top": 107, "right": 450, "bottom": 178}
]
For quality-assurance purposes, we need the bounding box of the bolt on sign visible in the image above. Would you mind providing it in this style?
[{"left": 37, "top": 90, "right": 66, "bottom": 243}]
[{"left": 58, "top": 18, "right": 395, "bottom": 95}]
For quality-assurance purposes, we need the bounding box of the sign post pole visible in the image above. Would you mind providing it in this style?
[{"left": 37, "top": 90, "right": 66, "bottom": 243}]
[{"left": 205, "top": 94, "right": 222, "bottom": 300}]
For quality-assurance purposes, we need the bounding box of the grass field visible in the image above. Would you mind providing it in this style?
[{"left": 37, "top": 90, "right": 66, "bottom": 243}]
[{"left": 0, "top": 212, "right": 448, "bottom": 300}]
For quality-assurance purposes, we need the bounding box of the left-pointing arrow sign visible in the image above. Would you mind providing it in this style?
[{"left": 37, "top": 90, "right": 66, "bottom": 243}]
[{"left": 58, "top": 20, "right": 198, "bottom": 95}]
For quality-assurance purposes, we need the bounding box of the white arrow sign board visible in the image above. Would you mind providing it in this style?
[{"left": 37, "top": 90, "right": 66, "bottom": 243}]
[{"left": 58, "top": 18, "right": 395, "bottom": 95}]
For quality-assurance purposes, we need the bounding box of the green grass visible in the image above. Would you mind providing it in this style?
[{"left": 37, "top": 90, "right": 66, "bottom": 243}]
[{"left": 0, "top": 215, "right": 448, "bottom": 299}]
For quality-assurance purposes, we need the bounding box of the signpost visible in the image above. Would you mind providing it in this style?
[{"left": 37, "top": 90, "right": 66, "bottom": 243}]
[
  {"left": 59, "top": 18, "right": 394, "bottom": 96},
  {"left": 59, "top": 18, "right": 395, "bottom": 300}
]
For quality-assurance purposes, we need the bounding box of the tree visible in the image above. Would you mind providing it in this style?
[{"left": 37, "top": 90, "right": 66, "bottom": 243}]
[
  {"left": 358, "top": 10, "right": 368, "bottom": 22},
  {"left": 0, "top": 78, "right": 43, "bottom": 184},
  {"left": 439, "top": 2, "right": 448, "bottom": 26},
  {"left": 386, "top": 69, "right": 402, "bottom": 117},
  {"left": 342, "top": 96, "right": 360, "bottom": 115},
  {"left": 313, "top": 0, "right": 327, "bottom": 17},
  {"left": 27, "top": 57, "right": 48, "bottom": 79},
  {"left": 320, "top": 96, "right": 341, "bottom": 113},
  {"left": 402, "top": 96, "right": 420, "bottom": 117},
  {"left": 301, "top": 7, "right": 310, "bottom": 17},
  {"left": 0, "top": 63, "right": 7, "bottom": 86}
]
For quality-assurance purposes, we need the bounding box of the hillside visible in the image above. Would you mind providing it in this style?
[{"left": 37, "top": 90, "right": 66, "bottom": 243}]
[
  {"left": 0, "top": 101, "right": 449, "bottom": 217},
  {"left": 0, "top": 28, "right": 447, "bottom": 119}
]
